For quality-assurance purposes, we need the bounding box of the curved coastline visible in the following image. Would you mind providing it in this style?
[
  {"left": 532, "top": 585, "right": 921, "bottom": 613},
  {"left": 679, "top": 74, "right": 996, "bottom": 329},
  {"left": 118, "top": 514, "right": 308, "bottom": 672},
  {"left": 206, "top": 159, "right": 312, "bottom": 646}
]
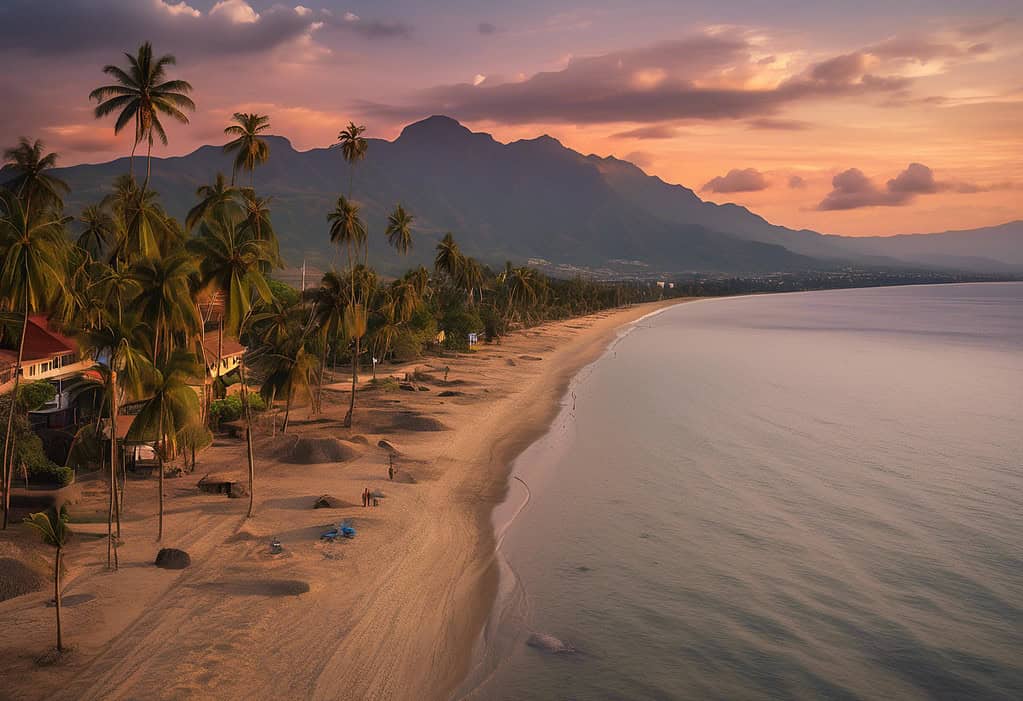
[{"left": 448, "top": 298, "right": 690, "bottom": 700}]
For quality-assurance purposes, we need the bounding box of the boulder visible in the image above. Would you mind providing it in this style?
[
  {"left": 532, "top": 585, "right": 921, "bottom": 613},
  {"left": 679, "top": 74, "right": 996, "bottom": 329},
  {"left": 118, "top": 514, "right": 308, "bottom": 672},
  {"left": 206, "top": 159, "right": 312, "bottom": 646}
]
[
  {"left": 155, "top": 548, "right": 191, "bottom": 570},
  {"left": 313, "top": 494, "right": 356, "bottom": 509}
]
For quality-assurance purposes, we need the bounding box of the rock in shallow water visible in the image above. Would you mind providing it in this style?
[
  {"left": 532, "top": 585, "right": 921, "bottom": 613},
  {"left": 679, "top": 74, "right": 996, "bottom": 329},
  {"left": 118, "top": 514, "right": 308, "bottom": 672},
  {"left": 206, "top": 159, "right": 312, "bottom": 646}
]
[{"left": 526, "top": 632, "right": 576, "bottom": 654}]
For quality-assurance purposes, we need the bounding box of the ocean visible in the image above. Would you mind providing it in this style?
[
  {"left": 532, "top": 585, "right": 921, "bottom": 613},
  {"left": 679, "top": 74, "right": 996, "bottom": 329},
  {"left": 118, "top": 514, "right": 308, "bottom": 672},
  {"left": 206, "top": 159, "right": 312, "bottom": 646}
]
[{"left": 460, "top": 283, "right": 1023, "bottom": 700}]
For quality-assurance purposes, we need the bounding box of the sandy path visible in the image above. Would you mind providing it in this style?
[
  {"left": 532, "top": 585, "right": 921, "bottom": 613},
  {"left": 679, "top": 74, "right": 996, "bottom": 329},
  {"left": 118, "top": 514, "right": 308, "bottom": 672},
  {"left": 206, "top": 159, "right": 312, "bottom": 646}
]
[{"left": 0, "top": 300, "right": 684, "bottom": 701}]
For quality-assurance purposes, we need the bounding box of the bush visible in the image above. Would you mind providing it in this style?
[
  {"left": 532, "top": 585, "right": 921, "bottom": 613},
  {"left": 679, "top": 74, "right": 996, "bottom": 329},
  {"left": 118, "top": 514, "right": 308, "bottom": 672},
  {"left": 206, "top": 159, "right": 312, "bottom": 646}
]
[
  {"left": 441, "top": 308, "right": 483, "bottom": 351},
  {"left": 18, "top": 381, "right": 56, "bottom": 411},
  {"left": 209, "top": 394, "right": 265, "bottom": 429}
]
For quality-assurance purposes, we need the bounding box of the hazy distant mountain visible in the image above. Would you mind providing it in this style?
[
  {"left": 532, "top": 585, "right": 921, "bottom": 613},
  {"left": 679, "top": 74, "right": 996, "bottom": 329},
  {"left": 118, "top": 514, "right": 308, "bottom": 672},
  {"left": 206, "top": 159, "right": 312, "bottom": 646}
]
[{"left": 28, "top": 115, "right": 1023, "bottom": 275}]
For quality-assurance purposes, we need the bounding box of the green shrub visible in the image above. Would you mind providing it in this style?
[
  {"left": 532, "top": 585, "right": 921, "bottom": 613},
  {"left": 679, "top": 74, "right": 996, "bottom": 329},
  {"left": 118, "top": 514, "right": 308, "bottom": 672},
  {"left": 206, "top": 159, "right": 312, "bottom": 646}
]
[
  {"left": 209, "top": 394, "right": 265, "bottom": 429},
  {"left": 18, "top": 381, "right": 57, "bottom": 411},
  {"left": 441, "top": 308, "right": 483, "bottom": 351}
]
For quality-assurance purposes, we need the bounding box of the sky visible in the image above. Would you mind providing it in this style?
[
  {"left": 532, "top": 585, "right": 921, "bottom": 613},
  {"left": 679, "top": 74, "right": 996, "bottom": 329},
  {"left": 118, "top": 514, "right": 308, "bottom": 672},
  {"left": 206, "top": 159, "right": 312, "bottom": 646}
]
[{"left": 2, "top": 0, "right": 1021, "bottom": 236}]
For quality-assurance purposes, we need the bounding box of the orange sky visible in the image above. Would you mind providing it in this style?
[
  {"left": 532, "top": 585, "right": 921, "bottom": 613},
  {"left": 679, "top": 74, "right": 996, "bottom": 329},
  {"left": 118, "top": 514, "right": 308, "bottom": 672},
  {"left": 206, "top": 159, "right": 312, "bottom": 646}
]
[{"left": 3, "top": 1, "right": 1021, "bottom": 236}]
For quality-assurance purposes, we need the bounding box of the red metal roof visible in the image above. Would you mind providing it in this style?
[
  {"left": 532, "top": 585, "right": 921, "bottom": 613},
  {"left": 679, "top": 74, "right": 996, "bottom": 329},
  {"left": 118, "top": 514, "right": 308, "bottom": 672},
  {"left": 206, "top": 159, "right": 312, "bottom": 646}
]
[{"left": 22, "top": 316, "right": 78, "bottom": 361}]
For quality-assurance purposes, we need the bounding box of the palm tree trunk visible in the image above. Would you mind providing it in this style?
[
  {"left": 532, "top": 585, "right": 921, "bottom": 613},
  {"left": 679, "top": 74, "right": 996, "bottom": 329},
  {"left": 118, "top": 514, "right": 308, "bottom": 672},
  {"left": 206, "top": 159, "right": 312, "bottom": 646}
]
[
  {"left": 239, "top": 358, "right": 255, "bottom": 518},
  {"left": 2, "top": 292, "right": 29, "bottom": 530},
  {"left": 344, "top": 337, "right": 359, "bottom": 428},
  {"left": 108, "top": 370, "right": 119, "bottom": 570},
  {"left": 142, "top": 136, "right": 153, "bottom": 194},
  {"left": 283, "top": 390, "right": 293, "bottom": 434},
  {"left": 217, "top": 318, "right": 224, "bottom": 397},
  {"left": 54, "top": 546, "right": 63, "bottom": 651},
  {"left": 157, "top": 404, "right": 164, "bottom": 542},
  {"left": 316, "top": 341, "right": 328, "bottom": 414}
]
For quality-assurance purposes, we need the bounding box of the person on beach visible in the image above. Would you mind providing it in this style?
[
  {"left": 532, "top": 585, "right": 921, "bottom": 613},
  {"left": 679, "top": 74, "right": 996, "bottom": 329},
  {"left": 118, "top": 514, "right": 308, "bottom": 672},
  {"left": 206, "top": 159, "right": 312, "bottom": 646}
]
[
  {"left": 388, "top": 455, "right": 394, "bottom": 481},
  {"left": 361, "top": 488, "right": 368, "bottom": 507},
  {"left": 444, "top": 366, "right": 450, "bottom": 382}
]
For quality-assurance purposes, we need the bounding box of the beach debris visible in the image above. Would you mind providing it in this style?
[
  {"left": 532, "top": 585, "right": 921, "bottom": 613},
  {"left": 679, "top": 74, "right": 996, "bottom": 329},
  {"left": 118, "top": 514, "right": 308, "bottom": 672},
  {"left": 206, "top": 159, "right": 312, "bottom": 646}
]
[
  {"left": 313, "top": 494, "right": 356, "bottom": 509},
  {"left": 320, "top": 521, "right": 356, "bottom": 541},
  {"left": 526, "top": 632, "right": 576, "bottom": 654},
  {"left": 377, "top": 439, "right": 402, "bottom": 455},
  {"left": 155, "top": 548, "right": 191, "bottom": 570}
]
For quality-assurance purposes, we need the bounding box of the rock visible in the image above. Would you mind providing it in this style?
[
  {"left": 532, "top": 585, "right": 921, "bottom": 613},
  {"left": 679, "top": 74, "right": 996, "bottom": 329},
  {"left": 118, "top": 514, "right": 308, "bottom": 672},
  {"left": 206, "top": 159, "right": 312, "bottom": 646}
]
[
  {"left": 399, "top": 383, "right": 416, "bottom": 391},
  {"left": 227, "top": 481, "right": 249, "bottom": 499},
  {"left": 155, "top": 548, "right": 191, "bottom": 570},
  {"left": 417, "top": 386, "right": 431, "bottom": 391},
  {"left": 526, "top": 632, "right": 576, "bottom": 654},
  {"left": 438, "top": 390, "right": 464, "bottom": 397}
]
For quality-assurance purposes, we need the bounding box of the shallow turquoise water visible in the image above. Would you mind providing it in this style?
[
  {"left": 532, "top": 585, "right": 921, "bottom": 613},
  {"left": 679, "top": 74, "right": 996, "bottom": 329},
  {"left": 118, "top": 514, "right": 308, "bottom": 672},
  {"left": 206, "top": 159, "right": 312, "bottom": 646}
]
[{"left": 462, "top": 283, "right": 1023, "bottom": 701}]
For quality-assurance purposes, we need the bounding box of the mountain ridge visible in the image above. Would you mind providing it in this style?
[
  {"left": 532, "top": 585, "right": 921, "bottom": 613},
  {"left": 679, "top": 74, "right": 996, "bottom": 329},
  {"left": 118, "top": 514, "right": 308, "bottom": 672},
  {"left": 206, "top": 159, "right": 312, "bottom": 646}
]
[{"left": 9, "top": 116, "right": 1021, "bottom": 275}]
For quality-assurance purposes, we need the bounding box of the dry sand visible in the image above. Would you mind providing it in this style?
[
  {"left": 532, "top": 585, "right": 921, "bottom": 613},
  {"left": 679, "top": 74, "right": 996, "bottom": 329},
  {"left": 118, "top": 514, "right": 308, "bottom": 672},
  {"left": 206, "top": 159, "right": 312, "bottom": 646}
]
[{"left": 0, "top": 300, "right": 684, "bottom": 701}]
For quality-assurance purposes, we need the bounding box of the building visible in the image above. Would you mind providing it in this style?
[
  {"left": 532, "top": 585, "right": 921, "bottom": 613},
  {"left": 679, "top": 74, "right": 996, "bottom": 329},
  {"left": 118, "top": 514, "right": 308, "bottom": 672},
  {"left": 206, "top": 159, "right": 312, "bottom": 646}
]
[{"left": 0, "top": 316, "right": 93, "bottom": 406}]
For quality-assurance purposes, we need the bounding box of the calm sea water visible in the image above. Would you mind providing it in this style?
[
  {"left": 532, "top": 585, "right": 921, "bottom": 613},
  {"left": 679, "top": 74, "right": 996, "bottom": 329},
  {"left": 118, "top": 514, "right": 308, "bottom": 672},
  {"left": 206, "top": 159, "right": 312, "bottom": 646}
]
[{"left": 460, "top": 283, "right": 1023, "bottom": 701}]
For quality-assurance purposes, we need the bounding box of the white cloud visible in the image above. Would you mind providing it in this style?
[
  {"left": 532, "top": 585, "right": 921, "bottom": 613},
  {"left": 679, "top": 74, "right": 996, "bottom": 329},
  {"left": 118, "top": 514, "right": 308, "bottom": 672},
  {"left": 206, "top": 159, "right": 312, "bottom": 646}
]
[
  {"left": 155, "top": 0, "right": 200, "bottom": 18},
  {"left": 344, "top": 11, "right": 360, "bottom": 23},
  {"left": 473, "top": 73, "right": 487, "bottom": 86},
  {"left": 294, "top": 5, "right": 311, "bottom": 17},
  {"left": 210, "top": 0, "right": 259, "bottom": 24}
]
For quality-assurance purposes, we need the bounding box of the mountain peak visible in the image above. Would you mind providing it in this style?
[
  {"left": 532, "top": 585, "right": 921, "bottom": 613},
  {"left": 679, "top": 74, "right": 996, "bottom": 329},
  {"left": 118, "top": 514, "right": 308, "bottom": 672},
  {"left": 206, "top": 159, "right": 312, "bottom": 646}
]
[{"left": 397, "top": 115, "right": 473, "bottom": 143}]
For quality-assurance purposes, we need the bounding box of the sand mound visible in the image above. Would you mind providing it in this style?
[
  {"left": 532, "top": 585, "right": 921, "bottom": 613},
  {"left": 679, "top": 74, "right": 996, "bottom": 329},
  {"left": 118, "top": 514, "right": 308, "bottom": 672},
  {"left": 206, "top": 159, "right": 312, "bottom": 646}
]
[
  {"left": 389, "top": 414, "right": 449, "bottom": 432},
  {"left": 275, "top": 436, "right": 360, "bottom": 464},
  {"left": 519, "top": 355, "right": 543, "bottom": 361},
  {"left": 506, "top": 359, "right": 517, "bottom": 366},
  {"left": 225, "top": 529, "right": 263, "bottom": 543},
  {"left": 314, "top": 495, "right": 357, "bottom": 509},
  {"left": 0, "top": 557, "right": 48, "bottom": 602},
  {"left": 393, "top": 471, "right": 417, "bottom": 485},
  {"left": 348, "top": 434, "right": 370, "bottom": 445}
]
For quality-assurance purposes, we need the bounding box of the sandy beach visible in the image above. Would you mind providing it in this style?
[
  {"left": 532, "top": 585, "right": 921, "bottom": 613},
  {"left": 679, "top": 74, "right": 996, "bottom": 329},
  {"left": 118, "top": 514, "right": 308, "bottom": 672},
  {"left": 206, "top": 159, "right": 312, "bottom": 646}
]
[{"left": 0, "top": 299, "right": 684, "bottom": 701}]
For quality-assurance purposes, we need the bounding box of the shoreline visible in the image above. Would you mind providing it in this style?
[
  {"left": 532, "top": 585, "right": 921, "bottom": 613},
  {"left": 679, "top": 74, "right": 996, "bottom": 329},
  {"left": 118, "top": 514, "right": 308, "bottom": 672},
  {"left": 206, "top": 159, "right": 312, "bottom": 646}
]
[{"left": 0, "top": 298, "right": 687, "bottom": 701}]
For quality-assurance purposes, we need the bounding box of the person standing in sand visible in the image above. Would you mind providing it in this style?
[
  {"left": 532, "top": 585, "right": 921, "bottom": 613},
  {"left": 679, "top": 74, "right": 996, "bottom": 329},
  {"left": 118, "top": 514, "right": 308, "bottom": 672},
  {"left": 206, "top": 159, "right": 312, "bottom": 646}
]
[{"left": 444, "top": 365, "right": 450, "bottom": 382}]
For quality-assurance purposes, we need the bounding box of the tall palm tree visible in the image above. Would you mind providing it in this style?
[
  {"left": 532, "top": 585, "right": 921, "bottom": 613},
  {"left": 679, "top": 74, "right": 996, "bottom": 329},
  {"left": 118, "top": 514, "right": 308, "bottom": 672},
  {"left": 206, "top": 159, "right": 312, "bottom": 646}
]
[
  {"left": 0, "top": 190, "right": 68, "bottom": 529},
  {"left": 309, "top": 270, "right": 349, "bottom": 411},
  {"left": 336, "top": 121, "right": 367, "bottom": 200},
  {"left": 189, "top": 211, "right": 275, "bottom": 514},
  {"left": 80, "top": 314, "right": 154, "bottom": 565},
  {"left": 1, "top": 139, "right": 69, "bottom": 212},
  {"left": 24, "top": 507, "right": 71, "bottom": 651},
  {"left": 76, "top": 204, "right": 117, "bottom": 260},
  {"left": 238, "top": 189, "right": 281, "bottom": 266},
  {"left": 253, "top": 338, "right": 316, "bottom": 434},
  {"left": 327, "top": 197, "right": 368, "bottom": 427},
  {"left": 185, "top": 173, "right": 240, "bottom": 231},
  {"left": 126, "top": 349, "right": 202, "bottom": 541},
  {"left": 103, "top": 176, "right": 180, "bottom": 262},
  {"left": 129, "top": 252, "right": 200, "bottom": 363},
  {"left": 223, "top": 113, "right": 271, "bottom": 186},
  {"left": 434, "top": 232, "right": 464, "bottom": 282},
  {"left": 385, "top": 204, "right": 414, "bottom": 256},
  {"left": 89, "top": 41, "right": 195, "bottom": 190}
]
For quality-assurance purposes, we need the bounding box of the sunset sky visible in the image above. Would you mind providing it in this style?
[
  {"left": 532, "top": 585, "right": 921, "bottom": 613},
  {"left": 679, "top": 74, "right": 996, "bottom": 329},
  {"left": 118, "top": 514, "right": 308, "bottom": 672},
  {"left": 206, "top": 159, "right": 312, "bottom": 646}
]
[{"left": 2, "top": 0, "right": 1021, "bottom": 236}]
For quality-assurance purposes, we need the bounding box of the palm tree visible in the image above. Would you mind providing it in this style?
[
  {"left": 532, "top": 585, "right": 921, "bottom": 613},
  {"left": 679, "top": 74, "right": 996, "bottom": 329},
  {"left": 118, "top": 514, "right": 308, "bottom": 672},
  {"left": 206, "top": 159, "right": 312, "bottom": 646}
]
[
  {"left": 327, "top": 197, "right": 369, "bottom": 427},
  {"left": 80, "top": 315, "right": 154, "bottom": 565},
  {"left": 103, "top": 176, "right": 180, "bottom": 262},
  {"left": 126, "top": 349, "right": 202, "bottom": 541},
  {"left": 223, "top": 113, "right": 271, "bottom": 186},
  {"left": 89, "top": 41, "right": 195, "bottom": 189},
  {"left": 253, "top": 338, "right": 316, "bottom": 434},
  {"left": 434, "top": 232, "right": 464, "bottom": 282},
  {"left": 77, "top": 204, "right": 117, "bottom": 260},
  {"left": 385, "top": 204, "right": 414, "bottom": 256},
  {"left": 336, "top": 121, "right": 367, "bottom": 199},
  {"left": 0, "top": 190, "right": 68, "bottom": 529},
  {"left": 24, "top": 507, "right": 71, "bottom": 651},
  {"left": 1, "top": 139, "right": 69, "bottom": 212},
  {"left": 129, "top": 252, "right": 200, "bottom": 363},
  {"left": 185, "top": 173, "right": 240, "bottom": 231},
  {"left": 189, "top": 211, "right": 275, "bottom": 514},
  {"left": 238, "top": 189, "right": 280, "bottom": 266}
]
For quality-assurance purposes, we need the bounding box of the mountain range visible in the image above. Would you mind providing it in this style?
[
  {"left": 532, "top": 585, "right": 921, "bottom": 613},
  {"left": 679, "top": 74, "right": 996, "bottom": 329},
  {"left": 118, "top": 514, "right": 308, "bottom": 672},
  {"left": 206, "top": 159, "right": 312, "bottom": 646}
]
[{"left": 21, "top": 115, "right": 1023, "bottom": 276}]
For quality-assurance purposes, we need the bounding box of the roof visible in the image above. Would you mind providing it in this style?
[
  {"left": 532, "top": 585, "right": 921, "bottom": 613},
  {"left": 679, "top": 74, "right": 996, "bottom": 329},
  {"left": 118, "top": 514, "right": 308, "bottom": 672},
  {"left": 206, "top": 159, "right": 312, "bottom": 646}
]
[
  {"left": 1, "top": 316, "right": 78, "bottom": 364},
  {"left": 201, "top": 332, "right": 245, "bottom": 360}
]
